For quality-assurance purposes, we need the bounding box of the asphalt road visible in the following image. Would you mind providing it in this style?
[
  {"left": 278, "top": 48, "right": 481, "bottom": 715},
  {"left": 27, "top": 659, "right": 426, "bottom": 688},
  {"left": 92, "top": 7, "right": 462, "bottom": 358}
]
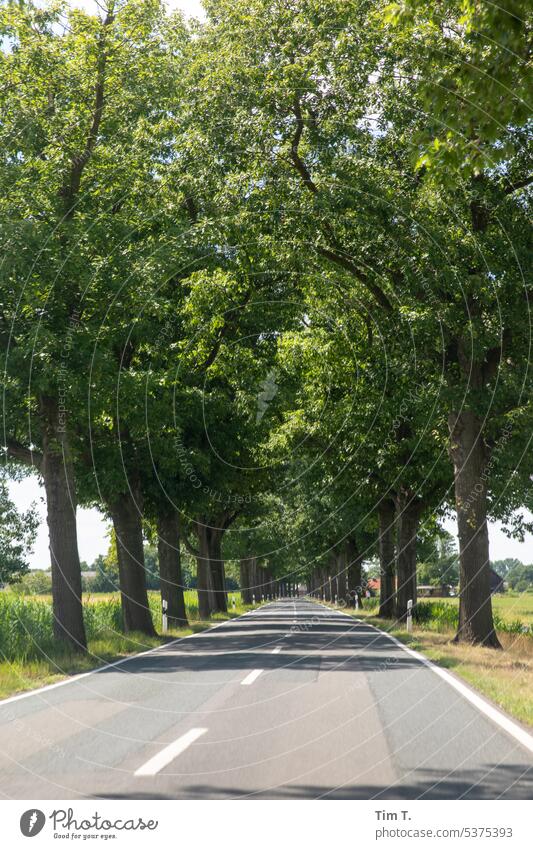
[{"left": 0, "top": 599, "right": 531, "bottom": 799}]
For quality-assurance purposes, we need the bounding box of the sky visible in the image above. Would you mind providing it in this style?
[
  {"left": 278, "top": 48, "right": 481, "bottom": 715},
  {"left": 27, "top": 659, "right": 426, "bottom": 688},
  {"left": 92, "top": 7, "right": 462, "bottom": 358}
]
[
  {"left": 9, "top": 474, "right": 533, "bottom": 570},
  {"left": 9, "top": 0, "right": 532, "bottom": 571},
  {"left": 71, "top": 0, "right": 206, "bottom": 17}
]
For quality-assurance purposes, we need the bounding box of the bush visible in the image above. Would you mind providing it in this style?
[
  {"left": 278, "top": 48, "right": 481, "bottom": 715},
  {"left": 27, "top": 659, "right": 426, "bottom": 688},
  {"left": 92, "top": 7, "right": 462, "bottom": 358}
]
[
  {"left": 9, "top": 570, "right": 53, "bottom": 595},
  {"left": 410, "top": 600, "right": 533, "bottom": 638},
  {"left": 0, "top": 594, "right": 124, "bottom": 661},
  {"left": 0, "top": 594, "right": 54, "bottom": 660},
  {"left": 413, "top": 601, "right": 458, "bottom": 628},
  {"left": 0, "top": 589, "right": 244, "bottom": 663}
]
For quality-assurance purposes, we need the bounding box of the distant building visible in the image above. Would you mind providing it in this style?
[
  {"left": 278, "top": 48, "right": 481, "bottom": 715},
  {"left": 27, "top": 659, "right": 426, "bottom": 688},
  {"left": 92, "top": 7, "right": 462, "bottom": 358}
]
[
  {"left": 366, "top": 578, "right": 380, "bottom": 596},
  {"left": 417, "top": 585, "right": 453, "bottom": 598},
  {"left": 367, "top": 571, "right": 503, "bottom": 597}
]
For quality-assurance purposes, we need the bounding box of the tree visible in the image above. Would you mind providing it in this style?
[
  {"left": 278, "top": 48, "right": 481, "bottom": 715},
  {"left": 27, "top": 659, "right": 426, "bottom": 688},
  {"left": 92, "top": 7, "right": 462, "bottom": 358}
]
[
  {"left": 0, "top": 475, "right": 37, "bottom": 584},
  {"left": 0, "top": 0, "right": 184, "bottom": 648},
  {"left": 491, "top": 558, "right": 522, "bottom": 578},
  {"left": 417, "top": 530, "right": 459, "bottom": 588},
  {"left": 192, "top": 0, "right": 532, "bottom": 646},
  {"left": 378, "top": 1, "right": 532, "bottom": 644}
]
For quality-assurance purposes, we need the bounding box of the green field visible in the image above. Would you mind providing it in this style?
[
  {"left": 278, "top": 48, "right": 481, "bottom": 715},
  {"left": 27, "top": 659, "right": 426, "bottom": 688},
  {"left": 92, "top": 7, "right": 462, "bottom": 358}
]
[
  {"left": 0, "top": 589, "right": 253, "bottom": 699},
  {"left": 432, "top": 593, "right": 533, "bottom": 627}
]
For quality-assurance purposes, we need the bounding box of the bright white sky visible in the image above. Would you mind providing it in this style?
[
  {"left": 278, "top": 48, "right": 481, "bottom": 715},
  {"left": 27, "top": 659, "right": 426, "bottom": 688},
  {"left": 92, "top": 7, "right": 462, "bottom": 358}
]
[
  {"left": 71, "top": 0, "right": 205, "bottom": 17},
  {"left": 8, "top": 0, "right": 533, "bottom": 570},
  {"left": 9, "top": 475, "right": 533, "bottom": 569}
]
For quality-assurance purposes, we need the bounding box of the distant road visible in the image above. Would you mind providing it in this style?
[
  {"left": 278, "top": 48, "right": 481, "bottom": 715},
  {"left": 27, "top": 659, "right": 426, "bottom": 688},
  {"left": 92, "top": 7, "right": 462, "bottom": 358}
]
[{"left": 0, "top": 600, "right": 531, "bottom": 799}]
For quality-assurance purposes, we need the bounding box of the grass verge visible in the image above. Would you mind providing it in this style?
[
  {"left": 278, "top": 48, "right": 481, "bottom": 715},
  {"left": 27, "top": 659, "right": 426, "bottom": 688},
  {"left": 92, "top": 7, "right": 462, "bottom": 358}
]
[
  {"left": 348, "top": 608, "right": 533, "bottom": 728},
  {"left": 0, "top": 597, "right": 258, "bottom": 700}
]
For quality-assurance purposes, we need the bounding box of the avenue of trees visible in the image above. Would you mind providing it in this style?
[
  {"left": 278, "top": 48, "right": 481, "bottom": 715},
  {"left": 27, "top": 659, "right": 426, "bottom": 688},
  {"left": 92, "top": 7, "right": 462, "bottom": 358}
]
[{"left": 0, "top": 0, "right": 531, "bottom": 649}]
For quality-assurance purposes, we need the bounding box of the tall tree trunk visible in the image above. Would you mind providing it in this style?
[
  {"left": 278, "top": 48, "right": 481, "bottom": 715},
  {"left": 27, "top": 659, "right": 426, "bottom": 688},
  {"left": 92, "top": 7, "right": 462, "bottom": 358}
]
[
  {"left": 325, "top": 569, "right": 331, "bottom": 600},
  {"left": 346, "top": 538, "right": 364, "bottom": 606},
  {"left": 449, "top": 409, "right": 500, "bottom": 647},
  {"left": 40, "top": 395, "right": 87, "bottom": 651},
  {"left": 319, "top": 569, "right": 325, "bottom": 600},
  {"left": 335, "top": 546, "right": 347, "bottom": 603},
  {"left": 378, "top": 499, "right": 396, "bottom": 618},
  {"left": 257, "top": 564, "right": 268, "bottom": 600},
  {"left": 196, "top": 523, "right": 216, "bottom": 620},
  {"left": 240, "top": 557, "right": 252, "bottom": 604},
  {"left": 209, "top": 530, "right": 227, "bottom": 613},
  {"left": 267, "top": 569, "right": 275, "bottom": 599},
  {"left": 251, "top": 557, "right": 259, "bottom": 601},
  {"left": 395, "top": 491, "right": 422, "bottom": 621},
  {"left": 110, "top": 491, "right": 155, "bottom": 635},
  {"left": 310, "top": 567, "right": 320, "bottom": 597},
  {"left": 157, "top": 510, "right": 187, "bottom": 627}
]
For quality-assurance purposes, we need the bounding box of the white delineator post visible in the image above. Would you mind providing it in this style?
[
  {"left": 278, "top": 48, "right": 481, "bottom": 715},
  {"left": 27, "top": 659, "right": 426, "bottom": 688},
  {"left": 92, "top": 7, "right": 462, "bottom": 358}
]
[
  {"left": 232, "top": 595, "right": 236, "bottom": 610},
  {"left": 162, "top": 599, "right": 168, "bottom": 635},
  {"left": 406, "top": 599, "right": 413, "bottom": 633}
]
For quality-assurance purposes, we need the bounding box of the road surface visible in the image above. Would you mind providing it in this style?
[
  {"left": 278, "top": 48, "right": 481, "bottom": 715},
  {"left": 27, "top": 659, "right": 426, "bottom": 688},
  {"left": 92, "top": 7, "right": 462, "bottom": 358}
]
[{"left": 0, "top": 600, "right": 531, "bottom": 799}]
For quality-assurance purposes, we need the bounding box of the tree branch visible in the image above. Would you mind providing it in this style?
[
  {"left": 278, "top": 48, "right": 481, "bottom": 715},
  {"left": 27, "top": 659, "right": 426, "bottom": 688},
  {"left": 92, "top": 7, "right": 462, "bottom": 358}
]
[
  {"left": 504, "top": 175, "right": 533, "bottom": 195},
  {"left": 483, "top": 329, "right": 512, "bottom": 383},
  {"left": 180, "top": 518, "right": 200, "bottom": 558},
  {"left": 288, "top": 96, "right": 393, "bottom": 313},
  {"left": 317, "top": 246, "right": 393, "bottom": 312},
  {"left": 61, "top": 10, "right": 115, "bottom": 219},
  {"left": 290, "top": 96, "right": 319, "bottom": 194},
  {"left": 184, "top": 195, "right": 198, "bottom": 222},
  {"left": 221, "top": 508, "right": 243, "bottom": 530},
  {"left": 4, "top": 439, "right": 43, "bottom": 470},
  {"left": 196, "top": 289, "right": 252, "bottom": 372}
]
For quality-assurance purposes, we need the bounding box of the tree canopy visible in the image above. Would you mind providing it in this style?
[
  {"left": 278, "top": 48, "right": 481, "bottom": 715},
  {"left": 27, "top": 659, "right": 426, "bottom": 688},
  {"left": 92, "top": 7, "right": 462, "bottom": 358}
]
[{"left": 1, "top": 0, "right": 531, "bottom": 648}]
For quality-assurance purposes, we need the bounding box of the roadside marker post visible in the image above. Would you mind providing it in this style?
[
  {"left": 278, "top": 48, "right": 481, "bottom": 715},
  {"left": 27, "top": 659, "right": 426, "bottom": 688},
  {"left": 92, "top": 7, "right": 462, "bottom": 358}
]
[
  {"left": 232, "top": 595, "right": 236, "bottom": 610},
  {"left": 406, "top": 599, "right": 413, "bottom": 633},
  {"left": 162, "top": 599, "right": 168, "bottom": 635}
]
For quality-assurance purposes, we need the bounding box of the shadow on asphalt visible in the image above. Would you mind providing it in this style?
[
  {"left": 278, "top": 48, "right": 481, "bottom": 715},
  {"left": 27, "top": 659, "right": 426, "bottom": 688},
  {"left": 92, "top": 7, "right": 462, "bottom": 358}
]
[
  {"left": 97, "top": 614, "right": 414, "bottom": 677},
  {"left": 99, "top": 762, "right": 533, "bottom": 800}
]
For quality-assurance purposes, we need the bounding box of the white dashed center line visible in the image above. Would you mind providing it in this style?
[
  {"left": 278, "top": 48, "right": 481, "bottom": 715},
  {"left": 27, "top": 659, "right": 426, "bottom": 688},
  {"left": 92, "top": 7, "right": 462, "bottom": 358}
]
[
  {"left": 134, "top": 727, "right": 207, "bottom": 777},
  {"left": 241, "top": 669, "right": 263, "bottom": 686}
]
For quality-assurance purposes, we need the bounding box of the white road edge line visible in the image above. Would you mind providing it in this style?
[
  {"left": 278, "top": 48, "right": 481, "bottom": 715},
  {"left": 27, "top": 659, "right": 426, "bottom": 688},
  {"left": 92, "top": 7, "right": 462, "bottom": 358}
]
[
  {"left": 0, "top": 608, "right": 260, "bottom": 708},
  {"left": 134, "top": 727, "right": 207, "bottom": 777},
  {"left": 241, "top": 668, "right": 263, "bottom": 685},
  {"left": 332, "top": 605, "right": 533, "bottom": 755}
]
